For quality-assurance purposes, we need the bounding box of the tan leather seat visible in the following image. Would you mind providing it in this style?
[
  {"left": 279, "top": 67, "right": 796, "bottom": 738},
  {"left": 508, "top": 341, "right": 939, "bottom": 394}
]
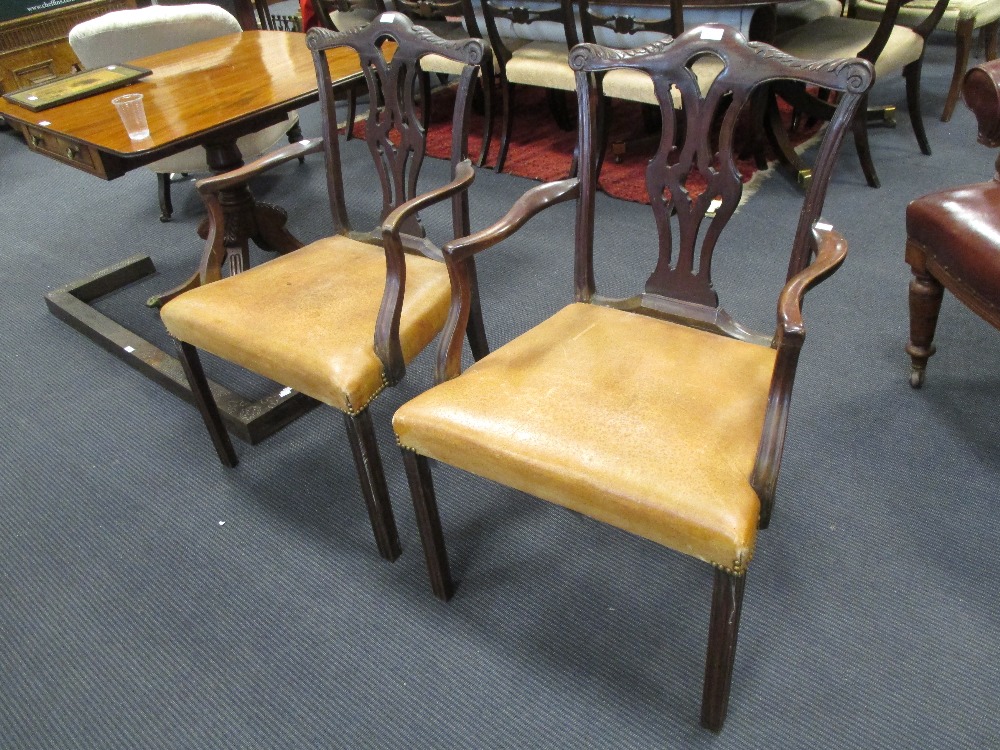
[
  {"left": 161, "top": 238, "right": 451, "bottom": 415},
  {"left": 395, "top": 302, "right": 774, "bottom": 572}
]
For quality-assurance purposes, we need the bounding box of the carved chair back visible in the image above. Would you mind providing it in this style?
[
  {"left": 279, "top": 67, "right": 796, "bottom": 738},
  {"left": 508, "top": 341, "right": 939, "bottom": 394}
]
[
  {"left": 307, "top": 13, "right": 485, "bottom": 242},
  {"left": 850, "top": 0, "right": 949, "bottom": 62},
  {"left": 570, "top": 25, "right": 873, "bottom": 333},
  {"left": 478, "top": 0, "right": 579, "bottom": 64},
  {"left": 577, "top": 0, "right": 685, "bottom": 48},
  {"left": 310, "top": 0, "right": 387, "bottom": 32},
  {"left": 393, "top": 0, "right": 484, "bottom": 38}
]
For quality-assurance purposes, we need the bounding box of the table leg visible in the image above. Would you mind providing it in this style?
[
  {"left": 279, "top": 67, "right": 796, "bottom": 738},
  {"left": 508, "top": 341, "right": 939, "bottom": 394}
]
[{"left": 46, "top": 138, "right": 315, "bottom": 444}]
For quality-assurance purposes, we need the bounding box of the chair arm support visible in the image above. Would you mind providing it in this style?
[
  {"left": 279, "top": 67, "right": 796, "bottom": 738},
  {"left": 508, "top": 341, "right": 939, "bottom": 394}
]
[
  {"left": 434, "top": 178, "right": 581, "bottom": 384},
  {"left": 375, "top": 160, "right": 478, "bottom": 386},
  {"left": 194, "top": 138, "right": 324, "bottom": 196},
  {"left": 776, "top": 222, "right": 848, "bottom": 345},
  {"left": 750, "top": 222, "right": 848, "bottom": 523},
  {"left": 441, "top": 178, "right": 580, "bottom": 262}
]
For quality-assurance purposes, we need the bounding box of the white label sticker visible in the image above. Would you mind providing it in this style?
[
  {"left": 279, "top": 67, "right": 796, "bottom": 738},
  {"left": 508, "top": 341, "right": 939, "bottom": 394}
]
[
  {"left": 279, "top": 387, "right": 292, "bottom": 398},
  {"left": 815, "top": 222, "right": 833, "bottom": 231},
  {"left": 700, "top": 28, "right": 724, "bottom": 41},
  {"left": 379, "top": 12, "right": 395, "bottom": 22},
  {"left": 124, "top": 345, "right": 135, "bottom": 353},
  {"left": 107, "top": 65, "right": 117, "bottom": 70}
]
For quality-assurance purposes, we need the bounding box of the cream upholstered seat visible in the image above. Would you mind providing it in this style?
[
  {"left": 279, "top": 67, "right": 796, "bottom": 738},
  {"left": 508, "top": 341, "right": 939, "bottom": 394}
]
[
  {"left": 161, "top": 239, "right": 451, "bottom": 416},
  {"left": 773, "top": 0, "right": 949, "bottom": 188},
  {"left": 68, "top": 4, "right": 300, "bottom": 221},
  {"left": 855, "top": 0, "right": 1000, "bottom": 121},
  {"left": 158, "top": 15, "right": 491, "bottom": 562},
  {"left": 395, "top": 302, "right": 774, "bottom": 572},
  {"left": 393, "top": 25, "right": 873, "bottom": 733}
]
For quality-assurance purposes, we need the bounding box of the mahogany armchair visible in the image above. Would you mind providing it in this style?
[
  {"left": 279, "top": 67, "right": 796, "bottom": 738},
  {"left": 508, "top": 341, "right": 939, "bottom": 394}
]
[
  {"left": 771, "top": 0, "right": 949, "bottom": 187},
  {"left": 906, "top": 60, "right": 1000, "bottom": 387},
  {"left": 393, "top": 25, "right": 873, "bottom": 731},
  {"left": 158, "top": 14, "right": 490, "bottom": 560}
]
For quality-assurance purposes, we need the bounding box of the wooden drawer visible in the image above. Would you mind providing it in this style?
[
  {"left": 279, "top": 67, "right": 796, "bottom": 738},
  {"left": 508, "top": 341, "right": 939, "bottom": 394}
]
[{"left": 24, "top": 125, "right": 106, "bottom": 177}]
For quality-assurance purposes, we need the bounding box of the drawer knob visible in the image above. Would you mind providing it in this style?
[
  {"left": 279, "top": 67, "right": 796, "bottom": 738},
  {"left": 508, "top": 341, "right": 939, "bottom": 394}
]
[
  {"left": 65, "top": 145, "right": 80, "bottom": 160},
  {"left": 30, "top": 134, "right": 43, "bottom": 147}
]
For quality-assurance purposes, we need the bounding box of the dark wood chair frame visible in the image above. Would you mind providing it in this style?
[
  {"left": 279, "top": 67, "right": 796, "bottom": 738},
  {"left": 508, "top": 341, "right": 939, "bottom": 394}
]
[
  {"left": 575, "top": 0, "right": 684, "bottom": 171},
  {"left": 907, "top": 60, "right": 1000, "bottom": 386},
  {"left": 399, "top": 25, "right": 873, "bottom": 732},
  {"left": 390, "top": 0, "right": 497, "bottom": 166},
  {"left": 476, "top": 0, "right": 581, "bottom": 173},
  {"left": 168, "top": 14, "right": 491, "bottom": 561},
  {"left": 770, "top": 0, "right": 949, "bottom": 188}
]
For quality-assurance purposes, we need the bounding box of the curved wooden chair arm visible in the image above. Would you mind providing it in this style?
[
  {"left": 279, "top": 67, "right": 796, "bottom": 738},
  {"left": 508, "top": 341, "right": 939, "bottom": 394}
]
[
  {"left": 375, "top": 159, "right": 477, "bottom": 386},
  {"left": 750, "top": 222, "right": 847, "bottom": 518},
  {"left": 776, "top": 222, "right": 849, "bottom": 345},
  {"left": 440, "top": 178, "right": 581, "bottom": 262},
  {"left": 194, "top": 137, "right": 324, "bottom": 196},
  {"left": 433, "top": 178, "right": 581, "bottom": 384}
]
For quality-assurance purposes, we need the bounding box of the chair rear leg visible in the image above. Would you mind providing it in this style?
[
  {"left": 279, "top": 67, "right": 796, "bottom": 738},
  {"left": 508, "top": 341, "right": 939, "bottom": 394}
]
[
  {"left": 852, "top": 94, "right": 879, "bottom": 188},
  {"left": 700, "top": 568, "right": 747, "bottom": 733},
  {"left": 943, "top": 19, "right": 975, "bottom": 122},
  {"left": 985, "top": 19, "right": 999, "bottom": 59},
  {"left": 174, "top": 339, "right": 238, "bottom": 468},
  {"left": 401, "top": 449, "right": 454, "bottom": 601},
  {"left": 157, "top": 173, "right": 173, "bottom": 222},
  {"left": 495, "top": 75, "right": 514, "bottom": 174},
  {"left": 905, "top": 241, "right": 945, "bottom": 388},
  {"left": 477, "top": 58, "right": 495, "bottom": 168},
  {"left": 343, "top": 409, "right": 401, "bottom": 561},
  {"left": 904, "top": 59, "right": 931, "bottom": 155}
]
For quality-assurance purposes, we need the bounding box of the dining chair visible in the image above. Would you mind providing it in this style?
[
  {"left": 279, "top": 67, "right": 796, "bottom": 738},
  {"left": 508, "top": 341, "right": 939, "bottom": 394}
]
[
  {"left": 906, "top": 60, "right": 1000, "bottom": 387},
  {"left": 393, "top": 24, "right": 873, "bottom": 731},
  {"left": 158, "top": 14, "right": 491, "bottom": 561},
  {"left": 68, "top": 3, "right": 302, "bottom": 221},
  {"left": 477, "top": 0, "right": 579, "bottom": 173},
  {"left": 390, "top": 0, "right": 495, "bottom": 166},
  {"left": 771, "top": 0, "right": 949, "bottom": 187},
  {"left": 854, "top": 0, "right": 1000, "bottom": 121}
]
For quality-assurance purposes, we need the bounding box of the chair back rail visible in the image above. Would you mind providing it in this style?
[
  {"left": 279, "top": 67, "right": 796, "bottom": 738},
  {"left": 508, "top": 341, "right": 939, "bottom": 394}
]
[
  {"left": 570, "top": 26, "right": 873, "bottom": 328},
  {"left": 578, "top": 0, "right": 685, "bottom": 45},
  {"left": 480, "top": 0, "right": 579, "bottom": 61}
]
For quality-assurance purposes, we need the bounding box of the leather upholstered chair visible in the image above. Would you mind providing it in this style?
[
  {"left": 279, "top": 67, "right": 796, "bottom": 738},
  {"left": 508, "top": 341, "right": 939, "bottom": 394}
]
[
  {"left": 906, "top": 60, "right": 1000, "bottom": 387},
  {"left": 855, "top": 0, "right": 1000, "bottom": 121},
  {"left": 158, "top": 14, "right": 491, "bottom": 561},
  {"left": 393, "top": 25, "right": 873, "bottom": 731},
  {"left": 68, "top": 4, "right": 302, "bottom": 221},
  {"left": 771, "top": 0, "right": 949, "bottom": 188}
]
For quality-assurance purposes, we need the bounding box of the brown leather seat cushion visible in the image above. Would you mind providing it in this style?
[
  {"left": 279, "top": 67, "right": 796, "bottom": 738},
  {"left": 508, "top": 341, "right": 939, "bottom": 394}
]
[
  {"left": 161, "top": 236, "right": 451, "bottom": 415},
  {"left": 394, "top": 302, "right": 777, "bottom": 573},
  {"left": 907, "top": 180, "right": 1000, "bottom": 309}
]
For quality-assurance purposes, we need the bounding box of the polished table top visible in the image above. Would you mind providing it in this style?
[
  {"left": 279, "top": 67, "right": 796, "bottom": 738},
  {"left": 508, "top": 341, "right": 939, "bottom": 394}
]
[{"left": 0, "top": 30, "right": 361, "bottom": 175}]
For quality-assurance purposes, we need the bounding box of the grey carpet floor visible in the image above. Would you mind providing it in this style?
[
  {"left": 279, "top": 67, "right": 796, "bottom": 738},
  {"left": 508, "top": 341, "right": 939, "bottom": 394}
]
[{"left": 1, "top": 30, "right": 998, "bottom": 749}]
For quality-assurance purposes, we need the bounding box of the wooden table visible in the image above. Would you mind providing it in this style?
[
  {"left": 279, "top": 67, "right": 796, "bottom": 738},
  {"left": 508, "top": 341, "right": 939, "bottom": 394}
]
[{"left": 0, "top": 30, "right": 363, "bottom": 444}]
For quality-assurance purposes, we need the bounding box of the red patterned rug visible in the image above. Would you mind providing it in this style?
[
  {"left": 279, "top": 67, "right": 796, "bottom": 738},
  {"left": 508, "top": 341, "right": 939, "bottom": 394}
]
[{"left": 353, "top": 84, "right": 818, "bottom": 205}]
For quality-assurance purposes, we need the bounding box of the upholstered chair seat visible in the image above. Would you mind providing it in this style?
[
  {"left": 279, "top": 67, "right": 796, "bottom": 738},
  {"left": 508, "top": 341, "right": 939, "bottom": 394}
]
[
  {"left": 161, "top": 239, "right": 451, "bottom": 415},
  {"left": 503, "top": 40, "right": 578, "bottom": 90},
  {"left": 394, "top": 302, "right": 775, "bottom": 572},
  {"left": 602, "top": 57, "right": 723, "bottom": 104},
  {"left": 775, "top": 16, "right": 924, "bottom": 77},
  {"left": 856, "top": 0, "right": 1000, "bottom": 120},
  {"left": 906, "top": 182, "right": 1000, "bottom": 310}
]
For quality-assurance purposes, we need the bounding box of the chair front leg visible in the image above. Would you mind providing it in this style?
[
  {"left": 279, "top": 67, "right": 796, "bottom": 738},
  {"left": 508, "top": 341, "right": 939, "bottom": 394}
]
[
  {"left": 905, "top": 241, "right": 945, "bottom": 388},
  {"left": 343, "top": 409, "right": 402, "bottom": 561},
  {"left": 465, "top": 257, "right": 490, "bottom": 361},
  {"left": 401, "top": 449, "right": 455, "bottom": 600},
  {"left": 174, "top": 339, "right": 238, "bottom": 468},
  {"left": 700, "top": 568, "right": 747, "bottom": 733}
]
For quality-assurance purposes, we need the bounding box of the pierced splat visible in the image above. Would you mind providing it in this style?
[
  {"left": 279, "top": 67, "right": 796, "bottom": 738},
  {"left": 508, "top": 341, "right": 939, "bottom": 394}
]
[
  {"left": 307, "top": 15, "right": 485, "bottom": 238},
  {"left": 569, "top": 25, "right": 874, "bottom": 335}
]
